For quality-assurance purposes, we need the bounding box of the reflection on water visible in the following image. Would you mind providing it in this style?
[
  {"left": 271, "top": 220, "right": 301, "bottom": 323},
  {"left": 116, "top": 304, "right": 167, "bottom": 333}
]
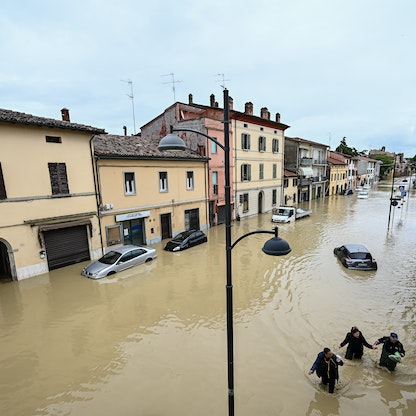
[{"left": 1, "top": 181, "right": 415, "bottom": 416}]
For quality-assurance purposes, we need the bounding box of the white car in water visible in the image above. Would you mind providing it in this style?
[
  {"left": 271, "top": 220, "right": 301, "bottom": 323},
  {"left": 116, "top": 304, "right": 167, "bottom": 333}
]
[{"left": 81, "top": 245, "right": 157, "bottom": 279}]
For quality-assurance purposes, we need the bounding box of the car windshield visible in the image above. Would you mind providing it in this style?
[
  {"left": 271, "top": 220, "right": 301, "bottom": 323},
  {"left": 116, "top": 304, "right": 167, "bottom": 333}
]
[
  {"left": 172, "top": 232, "right": 191, "bottom": 242},
  {"left": 99, "top": 251, "right": 122, "bottom": 264}
]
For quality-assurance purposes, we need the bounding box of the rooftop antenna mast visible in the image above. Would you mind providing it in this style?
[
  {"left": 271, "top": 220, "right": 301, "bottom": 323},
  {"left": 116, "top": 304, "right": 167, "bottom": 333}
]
[
  {"left": 216, "top": 73, "right": 230, "bottom": 89},
  {"left": 121, "top": 79, "right": 136, "bottom": 134},
  {"left": 161, "top": 72, "right": 182, "bottom": 102}
]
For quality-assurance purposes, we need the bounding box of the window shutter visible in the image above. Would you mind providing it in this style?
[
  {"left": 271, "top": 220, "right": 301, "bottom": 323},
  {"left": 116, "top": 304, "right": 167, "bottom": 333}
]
[
  {"left": 248, "top": 164, "right": 251, "bottom": 180},
  {"left": 0, "top": 162, "right": 7, "bottom": 199}
]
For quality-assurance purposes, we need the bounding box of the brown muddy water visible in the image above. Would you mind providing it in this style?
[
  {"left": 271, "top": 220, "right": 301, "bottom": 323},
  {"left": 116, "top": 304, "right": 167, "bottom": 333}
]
[{"left": 1, "top": 181, "right": 415, "bottom": 416}]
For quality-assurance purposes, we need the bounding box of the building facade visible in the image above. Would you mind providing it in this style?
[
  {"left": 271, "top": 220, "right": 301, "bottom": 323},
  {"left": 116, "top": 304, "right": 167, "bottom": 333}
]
[
  {"left": 0, "top": 108, "right": 105, "bottom": 280},
  {"left": 141, "top": 93, "right": 289, "bottom": 222},
  {"left": 93, "top": 134, "right": 209, "bottom": 248}
]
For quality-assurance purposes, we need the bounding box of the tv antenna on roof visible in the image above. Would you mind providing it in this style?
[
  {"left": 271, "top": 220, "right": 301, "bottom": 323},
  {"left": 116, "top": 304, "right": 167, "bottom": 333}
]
[
  {"left": 216, "top": 73, "right": 230, "bottom": 89},
  {"left": 121, "top": 79, "right": 136, "bottom": 134},
  {"left": 161, "top": 72, "right": 182, "bottom": 102}
]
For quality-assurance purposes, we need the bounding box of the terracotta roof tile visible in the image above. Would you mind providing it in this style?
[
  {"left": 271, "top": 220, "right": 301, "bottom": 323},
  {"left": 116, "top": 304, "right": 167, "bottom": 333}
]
[
  {"left": 0, "top": 108, "right": 106, "bottom": 134},
  {"left": 93, "top": 134, "right": 208, "bottom": 160}
]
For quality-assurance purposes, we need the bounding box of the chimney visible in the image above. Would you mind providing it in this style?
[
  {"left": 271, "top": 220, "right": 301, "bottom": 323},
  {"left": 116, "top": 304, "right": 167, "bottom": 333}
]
[
  {"left": 210, "top": 94, "right": 215, "bottom": 107},
  {"left": 260, "top": 107, "right": 270, "bottom": 120},
  {"left": 275, "top": 113, "right": 281, "bottom": 123},
  {"left": 228, "top": 96, "right": 233, "bottom": 110},
  {"left": 245, "top": 102, "right": 253, "bottom": 115},
  {"left": 61, "top": 108, "right": 70, "bottom": 122},
  {"left": 123, "top": 126, "right": 127, "bottom": 136},
  {"left": 188, "top": 94, "right": 193, "bottom": 104}
]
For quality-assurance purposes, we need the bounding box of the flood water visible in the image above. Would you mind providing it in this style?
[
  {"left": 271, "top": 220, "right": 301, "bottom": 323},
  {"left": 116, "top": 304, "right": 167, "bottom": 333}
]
[{"left": 1, "top": 181, "right": 415, "bottom": 416}]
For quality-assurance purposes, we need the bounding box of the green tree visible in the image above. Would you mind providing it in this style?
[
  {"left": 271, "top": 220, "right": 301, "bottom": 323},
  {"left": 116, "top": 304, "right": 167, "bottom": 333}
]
[
  {"left": 373, "top": 155, "right": 394, "bottom": 177},
  {"left": 335, "top": 137, "right": 358, "bottom": 156}
]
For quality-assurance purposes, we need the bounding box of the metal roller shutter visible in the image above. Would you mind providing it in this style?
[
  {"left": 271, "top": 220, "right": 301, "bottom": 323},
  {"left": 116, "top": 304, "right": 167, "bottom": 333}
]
[{"left": 44, "top": 225, "right": 90, "bottom": 270}]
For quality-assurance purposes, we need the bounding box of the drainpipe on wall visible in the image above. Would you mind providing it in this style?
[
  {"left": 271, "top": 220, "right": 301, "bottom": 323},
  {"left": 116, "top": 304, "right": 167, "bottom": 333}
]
[{"left": 90, "top": 136, "right": 105, "bottom": 255}]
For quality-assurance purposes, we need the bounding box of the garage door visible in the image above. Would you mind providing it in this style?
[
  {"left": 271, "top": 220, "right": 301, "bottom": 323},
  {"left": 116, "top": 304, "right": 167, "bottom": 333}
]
[{"left": 43, "top": 225, "right": 90, "bottom": 270}]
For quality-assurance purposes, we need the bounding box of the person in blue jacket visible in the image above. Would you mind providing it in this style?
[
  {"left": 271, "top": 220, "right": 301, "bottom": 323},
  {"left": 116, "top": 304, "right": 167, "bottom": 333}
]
[
  {"left": 339, "top": 326, "right": 376, "bottom": 359},
  {"left": 308, "top": 347, "right": 344, "bottom": 393},
  {"left": 373, "top": 332, "right": 405, "bottom": 371}
]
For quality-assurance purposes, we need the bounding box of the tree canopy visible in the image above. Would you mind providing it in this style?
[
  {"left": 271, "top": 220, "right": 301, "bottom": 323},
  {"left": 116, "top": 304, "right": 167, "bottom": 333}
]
[{"left": 335, "top": 137, "right": 359, "bottom": 156}]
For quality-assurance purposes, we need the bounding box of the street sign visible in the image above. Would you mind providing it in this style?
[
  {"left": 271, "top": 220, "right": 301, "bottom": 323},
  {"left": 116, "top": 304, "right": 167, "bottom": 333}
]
[{"left": 398, "top": 185, "right": 405, "bottom": 191}]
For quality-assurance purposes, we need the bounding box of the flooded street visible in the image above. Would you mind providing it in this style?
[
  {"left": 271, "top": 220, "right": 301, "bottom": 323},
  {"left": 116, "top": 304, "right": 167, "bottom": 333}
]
[{"left": 1, "top": 181, "right": 415, "bottom": 416}]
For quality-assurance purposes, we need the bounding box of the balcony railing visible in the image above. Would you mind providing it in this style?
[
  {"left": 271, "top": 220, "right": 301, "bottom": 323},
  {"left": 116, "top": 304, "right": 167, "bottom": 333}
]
[
  {"left": 313, "top": 159, "right": 327, "bottom": 165},
  {"left": 300, "top": 157, "right": 313, "bottom": 165}
]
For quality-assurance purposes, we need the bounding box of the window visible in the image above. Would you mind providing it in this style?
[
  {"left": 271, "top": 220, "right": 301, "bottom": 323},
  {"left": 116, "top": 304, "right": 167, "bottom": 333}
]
[
  {"left": 241, "top": 164, "right": 251, "bottom": 181},
  {"left": 241, "top": 133, "right": 251, "bottom": 150},
  {"left": 259, "top": 163, "right": 264, "bottom": 180},
  {"left": 159, "top": 171, "right": 168, "bottom": 192},
  {"left": 242, "top": 193, "right": 249, "bottom": 212},
  {"left": 292, "top": 179, "right": 297, "bottom": 187},
  {"left": 258, "top": 136, "right": 266, "bottom": 152},
  {"left": 106, "top": 225, "right": 122, "bottom": 246},
  {"left": 211, "top": 141, "right": 217, "bottom": 154},
  {"left": 273, "top": 164, "right": 277, "bottom": 179},
  {"left": 45, "top": 136, "right": 62, "bottom": 143},
  {"left": 284, "top": 179, "right": 288, "bottom": 188},
  {"left": 186, "top": 171, "right": 194, "bottom": 190},
  {"left": 124, "top": 172, "right": 136, "bottom": 195},
  {"left": 272, "top": 189, "right": 277, "bottom": 205},
  {"left": 0, "top": 162, "right": 6, "bottom": 199},
  {"left": 272, "top": 139, "right": 279, "bottom": 153},
  {"left": 212, "top": 171, "right": 218, "bottom": 195},
  {"left": 48, "top": 162, "right": 69, "bottom": 195}
]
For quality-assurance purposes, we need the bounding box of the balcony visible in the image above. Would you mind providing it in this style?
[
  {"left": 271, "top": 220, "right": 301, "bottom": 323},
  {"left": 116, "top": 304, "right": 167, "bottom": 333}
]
[
  {"left": 300, "top": 157, "right": 313, "bottom": 165},
  {"left": 313, "top": 159, "right": 327, "bottom": 166}
]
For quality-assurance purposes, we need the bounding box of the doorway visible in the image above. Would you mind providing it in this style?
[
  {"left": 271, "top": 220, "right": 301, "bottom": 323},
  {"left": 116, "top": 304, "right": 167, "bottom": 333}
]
[
  {"left": 160, "top": 213, "right": 172, "bottom": 240},
  {"left": 0, "top": 239, "right": 15, "bottom": 282}
]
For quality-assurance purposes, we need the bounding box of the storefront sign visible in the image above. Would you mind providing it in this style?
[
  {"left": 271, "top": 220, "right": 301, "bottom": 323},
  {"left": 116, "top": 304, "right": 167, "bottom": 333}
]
[{"left": 115, "top": 211, "right": 150, "bottom": 222}]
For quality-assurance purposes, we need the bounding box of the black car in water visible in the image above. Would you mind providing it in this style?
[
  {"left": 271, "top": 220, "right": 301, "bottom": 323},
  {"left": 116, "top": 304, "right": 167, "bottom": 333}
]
[
  {"left": 333, "top": 244, "right": 377, "bottom": 271},
  {"left": 164, "top": 230, "right": 208, "bottom": 252}
]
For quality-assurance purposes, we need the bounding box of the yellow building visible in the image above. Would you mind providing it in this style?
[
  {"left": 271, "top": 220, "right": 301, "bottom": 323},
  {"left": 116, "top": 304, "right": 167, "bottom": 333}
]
[
  {"left": 93, "top": 134, "right": 209, "bottom": 247},
  {"left": 327, "top": 151, "right": 348, "bottom": 195},
  {"left": 0, "top": 108, "right": 105, "bottom": 281},
  {"left": 283, "top": 170, "right": 298, "bottom": 205}
]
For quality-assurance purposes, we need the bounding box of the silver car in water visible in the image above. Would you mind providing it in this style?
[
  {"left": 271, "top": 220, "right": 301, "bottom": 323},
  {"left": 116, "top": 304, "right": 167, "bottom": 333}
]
[{"left": 81, "top": 245, "right": 157, "bottom": 279}]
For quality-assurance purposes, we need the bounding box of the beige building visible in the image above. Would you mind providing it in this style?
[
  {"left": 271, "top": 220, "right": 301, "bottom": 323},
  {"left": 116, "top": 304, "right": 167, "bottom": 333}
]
[
  {"left": 93, "top": 134, "right": 209, "bottom": 247},
  {"left": 0, "top": 108, "right": 105, "bottom": 281},
  {"left": 232, "top": 106, "right": 287, "bottom": 219}
]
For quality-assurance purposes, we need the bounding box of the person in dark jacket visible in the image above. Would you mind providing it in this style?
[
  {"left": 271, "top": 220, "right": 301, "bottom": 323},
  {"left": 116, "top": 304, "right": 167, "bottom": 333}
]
[
  {"left": 339, "top": 326, "right": 376, "bottom": 359},
  {"left": 308, "top": 347, "right": 344, "bottom": 393},
  {"left": 373, "top": 332, "right": 405, "bottom": 371}
]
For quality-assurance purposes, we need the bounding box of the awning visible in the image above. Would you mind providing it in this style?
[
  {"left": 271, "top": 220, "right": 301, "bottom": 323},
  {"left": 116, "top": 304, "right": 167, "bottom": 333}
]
[{"left": 299, "top": 167, "right": 313, "bottom": 177}]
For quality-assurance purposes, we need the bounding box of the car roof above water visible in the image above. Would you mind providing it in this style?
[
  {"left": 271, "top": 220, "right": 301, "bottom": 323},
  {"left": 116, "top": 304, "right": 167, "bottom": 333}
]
[
  {"left": 110, "top": 245, "right": 146, "bottom": 254},
  {"left": 343, "top": 244, "right": 370, "bottom": 253}
]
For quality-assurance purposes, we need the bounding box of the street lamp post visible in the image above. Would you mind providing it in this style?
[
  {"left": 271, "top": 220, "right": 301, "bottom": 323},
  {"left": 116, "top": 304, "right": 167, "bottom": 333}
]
[{"left": 158, "top": 89, "right": 291, "bottom": 416}]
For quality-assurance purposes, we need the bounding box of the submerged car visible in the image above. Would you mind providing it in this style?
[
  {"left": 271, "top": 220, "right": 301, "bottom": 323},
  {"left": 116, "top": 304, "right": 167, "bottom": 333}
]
[
  {"left": 164, "top": 229, "right": 207, "bottom": 252},
  {"left": 81, "top": 245, "right": 157, "bottom": 279},
  {"left": 344, "top": 188, "right": 354, "bottom": 196},
  {"left": 333, "top": 244, "right": 377, "bottom": 271},
  {"left": 357, "top": 191, "right": 369, "bottom": 199}
]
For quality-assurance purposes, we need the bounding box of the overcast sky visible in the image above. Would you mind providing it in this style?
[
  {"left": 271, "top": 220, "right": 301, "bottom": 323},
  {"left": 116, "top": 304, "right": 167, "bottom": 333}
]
[{"left": 2, "top": 0, "right": 415, "bottom": 157}]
